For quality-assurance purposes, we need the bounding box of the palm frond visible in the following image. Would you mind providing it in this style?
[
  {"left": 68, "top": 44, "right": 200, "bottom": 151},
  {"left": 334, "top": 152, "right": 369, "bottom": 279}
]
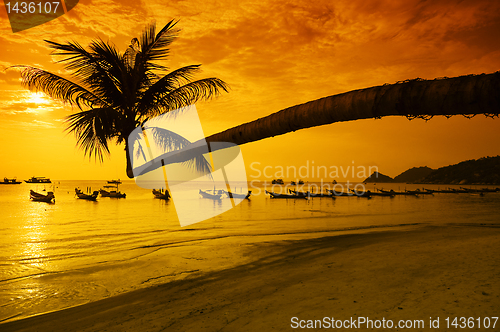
[
  {"left": 134, "top": 141, "right": 148, "bottom": 161},
  {"left": 146, "top": 127, "right": 212, "bottom": 175},
  {"left": 139, "top": 78, "right": 229, "bottom": 118},
  {"left": 65, "top": 107, "right": 120, "bottom": 160},
  {"left": 128, "top": 129, "right": 148, "bottom": 162},
  {"left": 181, "top": 154, "right": 213, "bottom": 179},
  {"left": 124, "top": 38, "right": 140, "bottom": 71},
  {"left": 87, "top": 38, "right": 134, "bottom": 103},
  {"left": 13, "top": 66, "right": 104, "bottom": 109},
  {"left": 45, "top": 39, "right": 125, "bottom": 106},
  {"left": 136, "top": 64, "right": 201, "bottom": 112},
  {"left": 147, "top": 126, "right": 192, "bottom": 151},
  {"left": 140, "top": 20, "right": 180, "bottom": 64}
]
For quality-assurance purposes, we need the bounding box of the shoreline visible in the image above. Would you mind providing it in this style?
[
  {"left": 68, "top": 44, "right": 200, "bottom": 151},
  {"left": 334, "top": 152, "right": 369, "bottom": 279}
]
[{"left": 2, "top": 223, "right": 499, "bottom": 331}]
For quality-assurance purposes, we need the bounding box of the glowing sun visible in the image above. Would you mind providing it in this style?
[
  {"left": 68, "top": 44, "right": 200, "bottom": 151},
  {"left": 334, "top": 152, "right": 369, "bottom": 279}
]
[{"left": 26, "top": 92, "right": 49, "bottom": 104}]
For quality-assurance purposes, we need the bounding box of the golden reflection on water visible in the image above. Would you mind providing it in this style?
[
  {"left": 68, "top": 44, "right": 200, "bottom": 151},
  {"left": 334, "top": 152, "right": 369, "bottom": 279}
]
[
  {"left": 0, "top": 200, "right": 56, "bottom": 312},
  {"left": 19, "top": 201, "right": 53, "bottom": 268}
]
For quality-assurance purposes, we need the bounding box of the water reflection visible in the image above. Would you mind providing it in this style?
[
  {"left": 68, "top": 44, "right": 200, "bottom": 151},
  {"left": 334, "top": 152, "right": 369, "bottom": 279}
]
[{"left": 19, "top": 201, "right": 53, "bottom": 268}]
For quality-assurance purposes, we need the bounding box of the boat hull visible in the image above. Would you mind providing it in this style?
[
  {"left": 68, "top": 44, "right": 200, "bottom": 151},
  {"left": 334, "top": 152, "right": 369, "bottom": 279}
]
[
  {"left": 25, "top": 176, "right": 51, "bottom": 183},
  {"left": 289, "top": 189, "right": 334, "bottom": 198},
  {"left": 266, "top": 190, "right": 307, "bottom": 199},
  {"left": 1, "top": 181, "right": 21, "bottom": 184},
  {"left": 100, "top": 189, "right": 126, "bottom": 198},
  {"left": 224, "top": 190, "right": 251, "bottom": 199}
]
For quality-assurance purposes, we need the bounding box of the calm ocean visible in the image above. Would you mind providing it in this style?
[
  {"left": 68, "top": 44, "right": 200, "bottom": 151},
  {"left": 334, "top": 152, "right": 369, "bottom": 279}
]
[{"left": 1, "top": 180, "right": 499, "bottom": 323}]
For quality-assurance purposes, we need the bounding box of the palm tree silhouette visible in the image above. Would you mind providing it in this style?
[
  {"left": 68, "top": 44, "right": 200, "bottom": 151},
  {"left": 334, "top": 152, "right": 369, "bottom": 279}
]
[{"left": 14, "top": 20, "right": 228, "bottom": 178}]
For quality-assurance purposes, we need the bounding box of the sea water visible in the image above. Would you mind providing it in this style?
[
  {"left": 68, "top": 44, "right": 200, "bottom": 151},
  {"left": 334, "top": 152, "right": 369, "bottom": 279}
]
[{"left": 0, "top": 180, "right": 499, "bottom": 323}]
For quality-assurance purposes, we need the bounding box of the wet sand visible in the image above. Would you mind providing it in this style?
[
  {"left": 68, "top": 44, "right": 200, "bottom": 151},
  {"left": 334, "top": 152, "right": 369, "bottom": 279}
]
[{"left": 2, "top": 223, "right": 499, "bottom": 331}]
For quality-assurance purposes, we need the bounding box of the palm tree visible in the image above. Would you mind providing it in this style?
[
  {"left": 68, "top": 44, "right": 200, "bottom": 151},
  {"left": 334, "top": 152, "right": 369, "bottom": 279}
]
[
  {"left": 14, "top": 20, "right": 228, "bottom": 178},
  {"left": 142, "top": 72, "right": 500, "bottom": 173}
]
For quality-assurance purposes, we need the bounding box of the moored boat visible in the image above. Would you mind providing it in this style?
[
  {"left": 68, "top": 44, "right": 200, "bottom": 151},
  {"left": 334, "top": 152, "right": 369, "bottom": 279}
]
[
  {"left": 266, "top": 190, "right": 307, "bottom": 199},
  {"left": 25, "top": 176, "right": 51, "bottom": 184},
  {"left": 448, "top": 188, "right": 469, "bottom": 193},
  {"left": 405, "top": 189, "right": 434, "bottom": 195},
  {"left": 368, "top": 189, "right": 395, "bottom": 197},
  {"left": 327, "top": 189, "right": 353, "bottom": 197},
  {"left": 327, "top": 189, "right": 371, "bottom": 197},
  {"left": 480, "top": 188, "right": 500, "bottom": 193},
  {"left": 306, "top": 192, "right": 335, "bottom": 198},
  {"left": 99, "top": 180, "right": 127, "bottom": 198},
  {"left": 426, "top": 188, "right": 457, "bottom": 193},
  {"left": 153, "top": 189, "right": 170, "bottom": 200},
  {"left": 378, "top": 189, "right": 415, "bottom": 196},
  {"left": 461, "top": 187, "right": 499, "bottom": 193},
  {"left": 349, "top": 189, "right": 372, "bottom": 198},
  {"left": 424, "top": 188, "right": 470, "bottom": 194},
  {"left": 199, "top": 189, "right": 222, "bottom": 200},
  {"left": 99, "top": 188, "right": 126, "bottom": 198},
  {"left": 288, "top": 189, "right": 309, "bottom": 197},
  {"left": 1, "top": 177, "right": 21, "bottom": 184},
  {"left": 99, "top": 183, "right": 126, "bottom": 198},
  {"left": 75, "top": 188, "right": 99, "bottom": 201},
  {"left": 223, "top": 190, "right": 252, "bottom": 199},
  {"left": 30, "top": 190, "right": 55, "bottom": 203},
  {"left": 287, "top": 189, "right": 334, "bottom": 198}
]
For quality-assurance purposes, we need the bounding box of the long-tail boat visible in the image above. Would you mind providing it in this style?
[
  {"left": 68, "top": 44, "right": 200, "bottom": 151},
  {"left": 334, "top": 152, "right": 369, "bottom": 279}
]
[
  {"left": 75, "top": 188, "right": 99, "bottom": 201},
  {"left": 266, "top": 190, "right": 307, "bottom": 199},
  {"left": 199, "top": 189, "right": 222, "bottom": 200},
  {"left": 1, "top": 177, "right": 21, "bottom": 184},
  {"left": 153, "top": 189, "right": 170, "bottom": 200},
  {"left": 378, "top": 189, "right": 415, "bottom": 196},
  {"left": 223, "top": 190, "right": 252, "bottom": 199},
  {"left": 25, "top": 176, "right": 51, "bottom": 183},
  {"left": 30, "top": 190, "right": 55, "bottom": 203},
  {"left": 289, "top": 189, "right": 334, "bottom": 198}
]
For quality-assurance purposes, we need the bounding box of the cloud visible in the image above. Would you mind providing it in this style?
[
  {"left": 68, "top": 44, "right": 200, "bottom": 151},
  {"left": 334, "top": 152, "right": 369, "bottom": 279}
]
[
  {"left": 1, "top": 118, "right": 57, "bottom": 129},
  {"left": 0, "top": 60, "right": 12, "bottom": 70},
  {"left": 1, "top": 0, "right": 499, "bottom": 126},
  {"left": 0, "top": 90, "right": 64, "bottom": 118},
  {"left": 31, "top": 119, "right": 57, "bottom": 128},
  {"left": 59, "top": 0, "right": 146, "bottom": 40},
  {"left": 0, "top": 0, "right": 145, "bottom": 48}
]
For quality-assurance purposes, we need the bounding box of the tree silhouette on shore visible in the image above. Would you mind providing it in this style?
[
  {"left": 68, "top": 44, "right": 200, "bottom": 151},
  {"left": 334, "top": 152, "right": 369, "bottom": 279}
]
[{"left": 15, "top": 20, "right": 228, "bottom": 177}]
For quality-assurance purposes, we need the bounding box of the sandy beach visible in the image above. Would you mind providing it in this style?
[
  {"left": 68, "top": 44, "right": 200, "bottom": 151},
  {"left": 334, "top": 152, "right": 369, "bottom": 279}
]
[{"left": 1, "top": 222, "right": 498, "bottom": 331}]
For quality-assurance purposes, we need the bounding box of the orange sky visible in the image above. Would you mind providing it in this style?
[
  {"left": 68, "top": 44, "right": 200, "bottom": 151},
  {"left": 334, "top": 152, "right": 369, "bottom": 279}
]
[{"left": 1, "top": 0, "right": 499, "bottom": 181}]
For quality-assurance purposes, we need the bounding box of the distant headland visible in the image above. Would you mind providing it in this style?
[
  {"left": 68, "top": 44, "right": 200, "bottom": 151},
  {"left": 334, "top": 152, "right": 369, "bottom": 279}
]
[{"left": 364, "top": 156, "right": 500, "bottom": 185}]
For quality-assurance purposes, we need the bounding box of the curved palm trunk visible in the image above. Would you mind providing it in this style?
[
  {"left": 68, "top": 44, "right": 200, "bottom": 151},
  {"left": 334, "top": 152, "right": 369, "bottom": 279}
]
[
  {"left": 205, "top": 72, "right": 500, "bottom": 145},
  {"left": 126, "top": 141, "right": 134, "bottom": 179},
  {"left": 126, "top": 72, "right": 500, "bottom": 177}
]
